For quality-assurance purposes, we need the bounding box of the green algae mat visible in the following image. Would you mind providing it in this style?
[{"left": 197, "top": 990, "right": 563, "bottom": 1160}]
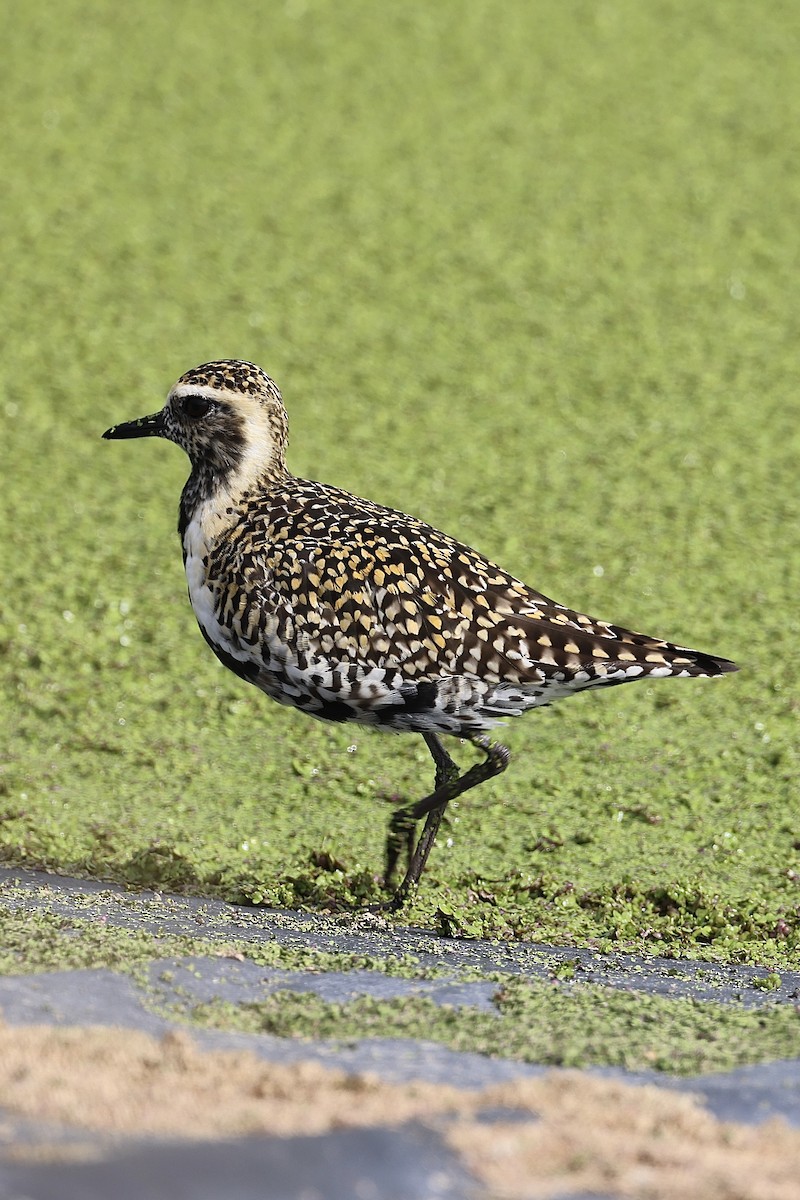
[{"left": 2, "top": 1, "right": 799, "bottom": 966}]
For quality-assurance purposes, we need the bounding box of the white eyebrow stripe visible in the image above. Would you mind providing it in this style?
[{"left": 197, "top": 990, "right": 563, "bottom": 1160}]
[{"left": 170, "top": 383, "right": 233, "bottom": 403}]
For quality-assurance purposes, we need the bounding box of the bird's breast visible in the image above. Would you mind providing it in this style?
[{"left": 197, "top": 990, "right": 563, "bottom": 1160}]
[{"left": 182, "top": 508, "right": 254, "bottom": 667}]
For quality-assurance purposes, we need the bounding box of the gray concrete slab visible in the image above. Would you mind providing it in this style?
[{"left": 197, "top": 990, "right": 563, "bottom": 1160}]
[
  {"left": 144, "top": 953, "right": 500, "bottom": 1010},
  {"left": 0, "top": 1124, "right": 476, "bottom": 1200}
]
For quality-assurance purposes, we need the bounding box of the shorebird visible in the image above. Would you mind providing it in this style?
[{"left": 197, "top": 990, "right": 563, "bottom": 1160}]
[{"left": 104, "top": 360, "right": 737, "bottom": 906}]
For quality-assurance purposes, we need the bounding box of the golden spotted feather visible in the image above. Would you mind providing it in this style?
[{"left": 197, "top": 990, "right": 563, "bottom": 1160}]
[{"left": 200, "top": 476, "right": 735, "bottom": 737}]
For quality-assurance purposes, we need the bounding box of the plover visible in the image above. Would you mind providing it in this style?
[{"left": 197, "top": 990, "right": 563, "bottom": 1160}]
[{"left": 104, "top": 360, "right": 737, "bottom": 906}]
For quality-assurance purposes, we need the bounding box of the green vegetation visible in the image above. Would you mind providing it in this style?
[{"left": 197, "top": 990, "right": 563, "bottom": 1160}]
[
  {"left": 2, "top": 1, "right": 798, "bottom": 964},
  {"left": 188, "top": 981, "right": 800, "bottom": 1077},
  {"left": 0, "top": 907, "right": 427, "bottom": 979},
  {"left": 0, "top": 909, "right": 213, "bottom": 976}
]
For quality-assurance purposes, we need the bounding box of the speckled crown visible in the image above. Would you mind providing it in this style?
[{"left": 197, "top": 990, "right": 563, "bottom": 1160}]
[{"left": 175, "top": 360, "right": 282, "bottom": 400}]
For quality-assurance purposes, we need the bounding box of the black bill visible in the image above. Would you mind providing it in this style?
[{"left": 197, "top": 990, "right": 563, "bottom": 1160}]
[{"left": 102, "top": 411, "right": 165, "bottom": 440}]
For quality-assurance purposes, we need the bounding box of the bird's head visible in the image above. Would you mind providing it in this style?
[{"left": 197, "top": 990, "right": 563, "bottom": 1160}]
[{"left": 103, "top": 360, "right": 289, "bottom": 490}]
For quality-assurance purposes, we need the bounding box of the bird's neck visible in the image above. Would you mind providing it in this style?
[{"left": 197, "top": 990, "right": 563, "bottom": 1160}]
[{"left": 178, "top": 463, "right": 290, "bottom": 544}]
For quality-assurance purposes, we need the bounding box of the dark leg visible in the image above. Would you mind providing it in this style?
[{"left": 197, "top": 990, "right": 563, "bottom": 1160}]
[
  {"left": 424, "top": 730, "right": 461, "bottom": 786},
  {"left": 386, "top": 733, "right": 459, "bottom": 892},
  {"left": 384, "top": 734, "right": 511, "bottom": 909},
  {"left": 385, "top": 733, "right": 458, "bottom": 888}
]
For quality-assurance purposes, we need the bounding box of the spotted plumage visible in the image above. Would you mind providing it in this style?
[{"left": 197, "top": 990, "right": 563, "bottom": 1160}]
[{"left": 104, "top": 360, "right": 738, "bottom": 905}]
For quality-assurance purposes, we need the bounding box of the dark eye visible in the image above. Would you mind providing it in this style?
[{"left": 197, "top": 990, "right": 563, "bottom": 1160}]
[{"left": 182, "top": 395, "right": 214, "bottom": 419}]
